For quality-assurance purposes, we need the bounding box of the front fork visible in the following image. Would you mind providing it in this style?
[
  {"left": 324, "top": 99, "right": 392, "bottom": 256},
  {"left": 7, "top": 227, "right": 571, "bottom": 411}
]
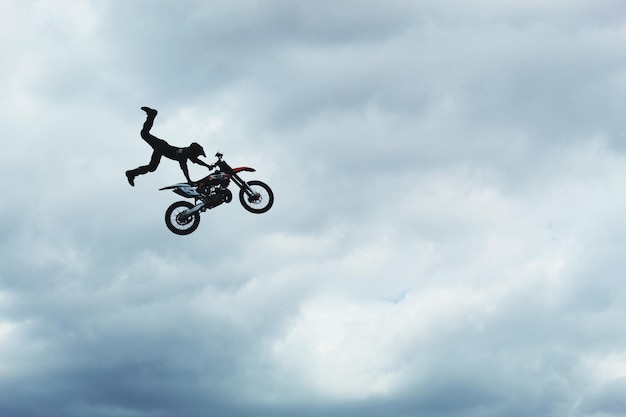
[{"left": 230, "top": 174, "right": 258, "bottom": 199}]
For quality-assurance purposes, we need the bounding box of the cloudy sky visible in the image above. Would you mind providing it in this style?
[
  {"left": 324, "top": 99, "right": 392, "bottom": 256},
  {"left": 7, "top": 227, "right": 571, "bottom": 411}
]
[{"left": 2, "top": 0, "right": 626, "bottom": 416}]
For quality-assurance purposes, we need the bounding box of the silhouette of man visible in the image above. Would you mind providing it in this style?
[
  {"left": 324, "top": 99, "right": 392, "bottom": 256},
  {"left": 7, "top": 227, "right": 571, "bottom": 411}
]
[{"left": 126, "top": 107, "right": 212, "bottom": 186}]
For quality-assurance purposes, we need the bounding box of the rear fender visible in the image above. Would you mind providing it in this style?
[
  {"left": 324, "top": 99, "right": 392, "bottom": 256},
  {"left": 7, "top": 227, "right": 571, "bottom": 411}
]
[
  {"left": 159, "top": 183, "right": 200, "bottom": 198},
  {"left": 159, "top": 183, "right": 190, "bottom": 190}
]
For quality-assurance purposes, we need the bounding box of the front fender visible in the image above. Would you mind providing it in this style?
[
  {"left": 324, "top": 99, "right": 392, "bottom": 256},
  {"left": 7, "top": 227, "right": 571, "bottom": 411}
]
[{"left": 232, "top": 166, "right": 256, "bottom": 174}]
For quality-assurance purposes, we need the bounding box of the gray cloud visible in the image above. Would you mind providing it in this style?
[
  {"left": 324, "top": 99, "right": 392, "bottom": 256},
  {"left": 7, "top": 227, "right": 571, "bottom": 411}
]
[{"left": 2, "top": 1, "right": 626, "bottom": 416}]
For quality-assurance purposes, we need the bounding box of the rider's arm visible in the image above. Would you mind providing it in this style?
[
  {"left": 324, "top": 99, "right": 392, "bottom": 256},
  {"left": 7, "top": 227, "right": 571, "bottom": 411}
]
[
  {"left": 190, "top": 156, "right": 213, "bottom": 169},
  {"left": 179, "top": 160, "right": 193, "bottom": 183}
]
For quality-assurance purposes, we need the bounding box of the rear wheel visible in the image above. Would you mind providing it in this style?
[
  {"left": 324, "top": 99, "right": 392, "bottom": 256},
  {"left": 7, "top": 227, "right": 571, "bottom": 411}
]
[
  {"left": 165, "top": 201, "right": 200, "bottom": 235},
  {"left": 239, "top": 180, "right": 274, "bottom": 213}
]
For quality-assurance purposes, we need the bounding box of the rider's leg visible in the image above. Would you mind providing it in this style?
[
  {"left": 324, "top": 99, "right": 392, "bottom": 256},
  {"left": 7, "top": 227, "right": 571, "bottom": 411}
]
[
  {"left": 140, "top": 107, "right": 161, "bottom": 147},
  {"left": 126, "top": 151, "right": 162, "bottom": 186},
  {"left": 125, "top": 107, "right": 176, "bottom": 186},
  {"left": 140, "top": 107, "right": 176, "bottom": 155}
]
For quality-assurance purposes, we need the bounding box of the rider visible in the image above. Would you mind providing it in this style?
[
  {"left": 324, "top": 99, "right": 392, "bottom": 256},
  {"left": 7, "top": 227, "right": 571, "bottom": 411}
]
[{"left": 125, "top": 107, "right": 213, "bottom": 186}]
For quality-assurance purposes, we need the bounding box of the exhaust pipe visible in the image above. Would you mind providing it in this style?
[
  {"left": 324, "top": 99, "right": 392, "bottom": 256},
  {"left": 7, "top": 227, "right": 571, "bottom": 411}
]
[{"left": 182, "top": 201, "right": 206, "bottom": 216}]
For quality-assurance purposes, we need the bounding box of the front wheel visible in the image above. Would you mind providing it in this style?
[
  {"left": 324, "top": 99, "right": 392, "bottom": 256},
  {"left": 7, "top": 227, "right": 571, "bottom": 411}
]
[
  {"left": 239, "top": 180, "right": 274, "bottom": 213},
  {"left": 165, "top": 201, "right": 200, "bottom": 235}
]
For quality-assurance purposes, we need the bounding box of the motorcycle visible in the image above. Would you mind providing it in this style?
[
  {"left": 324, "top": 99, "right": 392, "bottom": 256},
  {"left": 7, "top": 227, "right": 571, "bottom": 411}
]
[{"left": 159, "top": 152, "right": 274, "bottom": 235}]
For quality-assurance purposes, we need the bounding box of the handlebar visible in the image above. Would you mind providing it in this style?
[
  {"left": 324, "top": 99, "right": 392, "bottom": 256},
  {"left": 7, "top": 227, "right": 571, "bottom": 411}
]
[{"left": 207, "top": 152, "right": 224, "bottom": 170}]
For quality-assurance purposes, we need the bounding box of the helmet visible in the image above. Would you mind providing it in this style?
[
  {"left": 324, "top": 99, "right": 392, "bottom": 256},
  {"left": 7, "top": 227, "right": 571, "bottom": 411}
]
[{"left": 190, "top": 142, "right": 205, "bottom": 157}]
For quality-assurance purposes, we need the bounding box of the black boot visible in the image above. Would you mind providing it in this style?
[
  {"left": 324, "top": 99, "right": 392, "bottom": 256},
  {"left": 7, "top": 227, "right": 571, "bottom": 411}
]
[
  {"left": 141, "top": 106, "right": 158, "bottom": 117},
  {"left": 125, "top": 170, "right": 135, "bottom": 187}
]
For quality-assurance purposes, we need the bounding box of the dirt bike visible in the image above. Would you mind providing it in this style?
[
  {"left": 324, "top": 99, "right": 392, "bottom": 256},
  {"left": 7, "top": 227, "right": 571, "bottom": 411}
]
[{"left": 159, "top": 152, "right": 274, "bottom": 235}]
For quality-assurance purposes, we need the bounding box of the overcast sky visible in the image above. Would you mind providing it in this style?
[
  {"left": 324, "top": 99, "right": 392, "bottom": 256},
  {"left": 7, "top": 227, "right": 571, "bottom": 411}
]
[{"left": 2, "top": 0, "right": 626, "bottom": 416}]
